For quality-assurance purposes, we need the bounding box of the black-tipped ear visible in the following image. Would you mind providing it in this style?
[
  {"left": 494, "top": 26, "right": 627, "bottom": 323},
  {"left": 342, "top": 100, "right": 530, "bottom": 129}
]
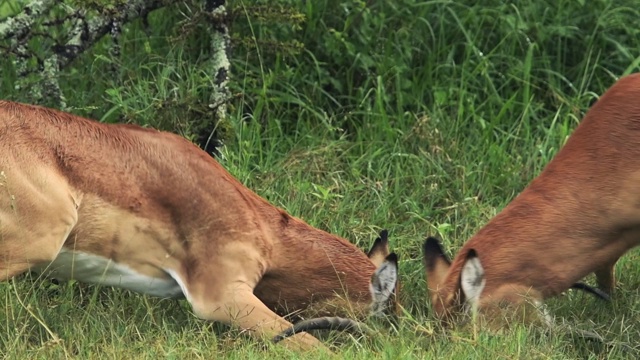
[
  {"left": 423, "top": 236, "right": 451, "bottom": 271},
  {"left": 367, "top": 229, "right": 389, "bottom": 256},
  {"left": 379, "top": 229, "right": 389, "bottom": 243},
  {"left": 367, "top": 229, "right": 391, "bottom": 267},
  {"left": 460, "top": 248, "right": 485, "bottom": 304},
  {"left": 423, "top": 236, "right": 453, "bottom": 306},
  {"left": 466, "top": 249, "right": 477, "bottom": 260},
  {"left": 369, "top": 251, "right": 399, "bottom": 316},
  {"left": 385, "top": 252, "right": 398, "bottom": 265}
]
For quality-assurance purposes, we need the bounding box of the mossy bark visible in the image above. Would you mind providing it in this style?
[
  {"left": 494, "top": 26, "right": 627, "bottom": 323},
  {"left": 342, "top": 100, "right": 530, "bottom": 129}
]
[{"left": 202, "top": 0, "right": 231, "bottom": 151}]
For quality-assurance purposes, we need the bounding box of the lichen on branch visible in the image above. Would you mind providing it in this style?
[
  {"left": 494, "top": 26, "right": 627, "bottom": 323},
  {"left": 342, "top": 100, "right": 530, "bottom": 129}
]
[
  {"left": 204, "top": 0, "right": 230, "bottom": 137},
  {"left": 1, "top": 0, "right": 231, "bottom": 151},
  {"left": 1, "top": 0, "right": 169, "bottom": 107}
]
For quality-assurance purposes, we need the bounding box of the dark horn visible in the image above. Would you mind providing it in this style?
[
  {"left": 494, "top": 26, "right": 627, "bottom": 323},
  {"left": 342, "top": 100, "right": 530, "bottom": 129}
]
[
  {"left": 570, "top": 282, "right": 611, "bottom": 301},
  {"left": 272, "top": 316, "right": 374, "bottom": 343}
]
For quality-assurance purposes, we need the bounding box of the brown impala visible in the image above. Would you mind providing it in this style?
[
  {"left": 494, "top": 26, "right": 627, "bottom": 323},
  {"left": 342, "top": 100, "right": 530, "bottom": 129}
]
[
  {"left": 423, "top": 73, "right": 640, "bottom": 326},
  {"left": 0, "top": 101, "right": 399, "bottom": 350}
]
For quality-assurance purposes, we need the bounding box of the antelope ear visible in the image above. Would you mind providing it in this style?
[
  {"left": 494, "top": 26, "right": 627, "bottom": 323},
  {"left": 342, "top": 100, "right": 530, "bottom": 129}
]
[
  {"left": 367, "top": 229, "right": 390, "bottom": 267},
  {"left": 422, "top": 237, "right": 451, "bottom": 292},
  {"left": 460, "top": 249, "right": 486, "bottom": 310},
  {"left": 369, "top": 253, "right": 398, "bottom": 316}
]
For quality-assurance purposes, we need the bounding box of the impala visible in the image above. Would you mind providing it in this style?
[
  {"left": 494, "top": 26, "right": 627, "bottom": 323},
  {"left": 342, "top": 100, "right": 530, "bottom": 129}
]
[
  {"left": 423, "top": 73, "right": 640, "bottom": 326},
  {"left": 0, "top": 100, "right": 398, "bottom": 350}
]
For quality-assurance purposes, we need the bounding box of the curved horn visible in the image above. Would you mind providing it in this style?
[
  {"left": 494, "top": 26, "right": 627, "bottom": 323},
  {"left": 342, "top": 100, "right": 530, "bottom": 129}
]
[
  {"left": 272, "top": 317, "right": 374, "bottom": 343},
  {"left": 570, "top": 282, "right": 611, "bottom": 301}
]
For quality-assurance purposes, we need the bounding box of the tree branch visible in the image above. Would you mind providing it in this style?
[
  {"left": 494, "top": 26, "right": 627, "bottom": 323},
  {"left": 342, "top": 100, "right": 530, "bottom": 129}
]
[
  {"left": 52, "top": 0, "right": 168, "bottom": 70},
  {"left": 2, "top": 0, "right": 231, "bottom": 131},
  {"left": 2, "top": 0, "right": 171, "bottom": 107},
  {"left": 0, "top": 0, "right": 58, "bottom": 41},
  {"left": 203, "top": 0, "right": 231, "bottom": 149}
]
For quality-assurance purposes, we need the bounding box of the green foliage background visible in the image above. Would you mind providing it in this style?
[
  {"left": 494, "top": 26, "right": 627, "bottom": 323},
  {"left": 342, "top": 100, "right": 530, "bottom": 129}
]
[{"left": 1, "top": 0, "right": 640, "bottom": 358}]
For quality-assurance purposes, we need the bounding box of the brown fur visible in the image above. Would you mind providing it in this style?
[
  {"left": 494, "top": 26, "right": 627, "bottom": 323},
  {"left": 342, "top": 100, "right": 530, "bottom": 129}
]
[
  {"left": 0, "top": 101, "right": 396, "bottom": 350},
  {"left": 424, "top": 73, "right": 640, "bottom": 324}
]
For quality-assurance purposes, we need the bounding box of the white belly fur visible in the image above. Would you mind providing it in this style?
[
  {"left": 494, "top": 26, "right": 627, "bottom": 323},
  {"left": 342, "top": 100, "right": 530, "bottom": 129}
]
[{"left": 36, "top": 248, "right": 184, "bottom": 299}]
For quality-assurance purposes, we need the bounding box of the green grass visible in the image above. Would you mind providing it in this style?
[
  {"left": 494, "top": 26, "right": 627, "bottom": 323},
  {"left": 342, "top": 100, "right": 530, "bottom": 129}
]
[{"left": 2, "top": 0, "right": 640, "bottom": 358}]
